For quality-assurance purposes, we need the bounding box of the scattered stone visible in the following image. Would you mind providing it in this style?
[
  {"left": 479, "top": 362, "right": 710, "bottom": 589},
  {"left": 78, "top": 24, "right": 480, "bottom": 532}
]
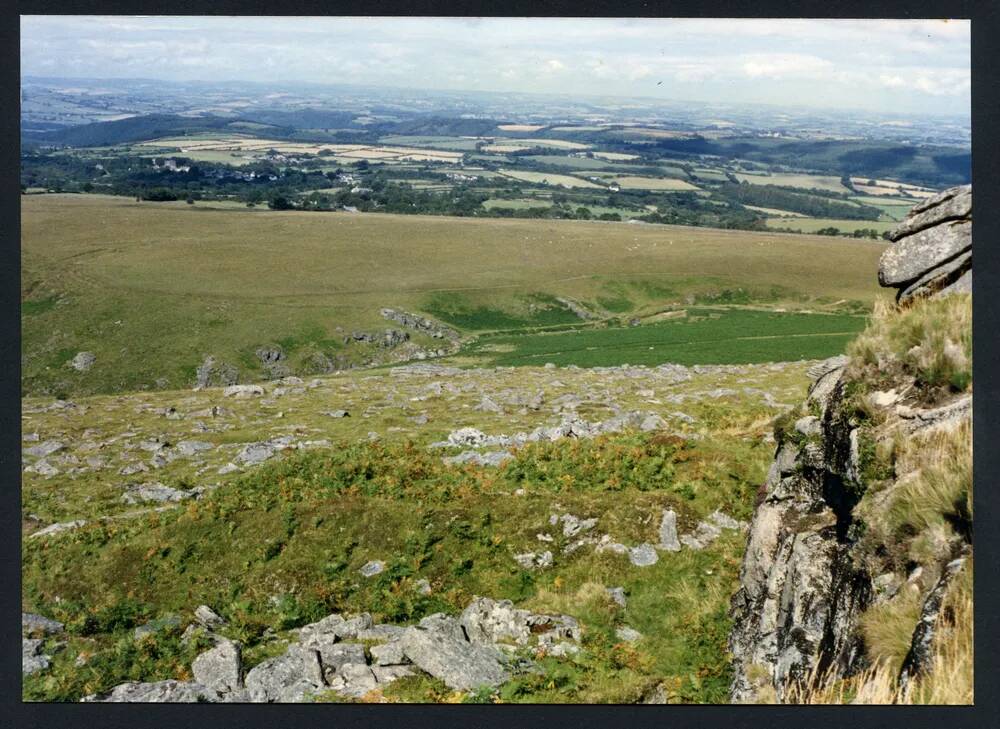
[
  {"left": 658, "top": 509, "right": 681, "bottom": 552},
  {"left": 217, "top": 463, "right": 240, "bottom": 475},
  {"left": 414, "top": 578, "right": 433, "bottom": 595},
  {"left": 607, "top": 587, "right": 627, "bottom": 608},
  {"left": 615, "top": 626, "right": 643, "bottom": 643},
  {"left": 176, "top": 440, "right": 213, "bottom": 456},
  {"left": 235, "top": 442, "right": 277, "bottom": 465},
  {"left": 474, "top": 396, "right": 504, "bottom": 414},
  {"left": 628, "top": 543, "right": 659, "bottom": 567},
  {"left": 70, "top": 351, "right": 96, "bottom": 372},
  {"left": 25, "top": 460, "right": 60, "bottom": 477},
  {"left": 119, "top": 461, "right": 150, "bottom": 476},
  {"left": 360, "top": 560, "right": 386, "bottom": 578},
  {"left": 23, "top": 638, "right": 51, "bottom": 675},
  {"left": 223, "top": 384, "right": 265, "bottom": 398},
  {"left": 133, "top": 615, "right": 182, "bottom": 640},
  {"left": 325, "top": 409, "right": 350, "bottom": 418},
  {"left": 513, "top": 551, "right": 553, "bottom": 570},
  {"left": 121, "top": 482, "right": 194, "bottom": 505},
  {"left": 442, "top": 450, "right": 513, "bottom": 467},
  {"left": 23, "top": 440, "right": 65, "bottom": 458},
  {"left": 194, "top": 605, "right": 227, "bottom": 629},
  {"left": 23, "top": 612, "right": 64, "bottom": 636},
  {"left": 29, "top": 520, "right": 87, "bottom": 539},
  {"left": 192, "top": 639, "right": 242, "bottom": 694}
]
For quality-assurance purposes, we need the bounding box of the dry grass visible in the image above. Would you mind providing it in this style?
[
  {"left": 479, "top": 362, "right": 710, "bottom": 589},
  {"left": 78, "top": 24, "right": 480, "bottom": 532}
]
[
  {"left": 887, "top": 420, "right": 972, "bottom": 537},
  {"left": 848, "top": 294, "right": 971, "bottom": 394}
]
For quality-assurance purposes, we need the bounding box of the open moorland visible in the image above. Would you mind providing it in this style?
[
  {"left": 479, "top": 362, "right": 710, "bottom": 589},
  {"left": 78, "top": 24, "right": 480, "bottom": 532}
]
[{"left": 22, "top": 194, "right": 884, "bottom": 397}]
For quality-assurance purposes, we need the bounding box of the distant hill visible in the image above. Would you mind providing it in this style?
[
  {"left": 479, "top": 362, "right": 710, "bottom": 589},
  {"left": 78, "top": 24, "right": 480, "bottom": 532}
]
[{"left": 22, "top": 114, "right": 235, "bottom": 147}]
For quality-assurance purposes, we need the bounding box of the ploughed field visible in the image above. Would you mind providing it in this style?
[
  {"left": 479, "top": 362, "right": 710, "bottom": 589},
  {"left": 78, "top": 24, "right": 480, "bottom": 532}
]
[{"left": 22, "top": 194, "right": 884, "bottom": 397}]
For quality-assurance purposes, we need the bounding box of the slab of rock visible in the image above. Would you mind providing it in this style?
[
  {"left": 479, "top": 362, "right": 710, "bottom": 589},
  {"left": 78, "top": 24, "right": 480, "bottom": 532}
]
[
  {"left": 23, "top": 638, "right": 50, "bottom": 675},
  {"left": 192, "top": 639, "right": 242, "bottom": 694},
  {"left": 658, "top": 509, "right": 681, "bottom": 552},
  {"left": 83, "top": 680, "right": 219, "bottom": 703},
  {"left": 244, "top": 647, "right": 324, "bottom": 703},
  {"left": 889, "top": 185, "right": 970, "bottom": 241},
  {"left": 23, "top": 440, "right": 65, "bottom": 458},
  {"left": 29, "top": 519, "right": 87, "bottom": 539},
  {"left": 196, "top": 356, "right": 239, "bottom": 389},
  {"left": 629, "top": 543, "right": 659, "bottom": 567},
  {"left": 194, "top": 605, "right": 227, "bottom": 629},
  {"left": 615, "top": 626, "right": 643, "bottom": 643},
  {"left": 898, "top": 249, "right": 971, "bottom": 304},
  {"left": 879, "top": 220, "right": 971, "bottom": 287},
  {"left": 70, "top": 351, "right": 96, "bottom": 372},
  {"left": 297, "top": 612, "right": 373, "bottom": 642},
  {"left": 360, "top": 560, "right": 386, "bottom": 578},
  {"left": 326, "top": 662, "right": 379, "bottom": 698},
  {"left": 460, "top": 597, "right": 579, "bottom": 647},
  {"left": 23, "top": 612, "right": 64, "bottom": 636},
  {"left": 223, "top": 384, "right": 265, "bottom": 398},
  {"left": 371, "top": 640, "right": 409, "bottom": 666},
  {"left": 176, "top": 440, "right": 214, "bottom": 456},
  {"left": 236, "top": 442, "right": 277, "bottom": 465},
  {"left": 400, "top": 626, "right": 509, "bottom": 691},
  {"left": 121, "top": 482, "right": 194, "bottom": 505}
]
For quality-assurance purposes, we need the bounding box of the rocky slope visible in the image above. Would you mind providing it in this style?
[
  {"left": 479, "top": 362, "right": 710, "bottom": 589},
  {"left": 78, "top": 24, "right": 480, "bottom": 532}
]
[{"left": 729, "top": 186, "right": 973, "bottom": 702}]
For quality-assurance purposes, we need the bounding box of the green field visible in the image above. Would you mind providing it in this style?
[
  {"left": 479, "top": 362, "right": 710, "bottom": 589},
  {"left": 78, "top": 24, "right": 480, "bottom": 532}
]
[
  {"left": 498, "top": 170, "right": 604, "bottom": 188},
  {"left": 734, "top": 172, "right": 850, "bottom": 193},
  {"left": 379, "top": 135, "right": 482, "bottom": 151},
  {"left": 22, "top": 194, "right": 885, "bottom": 396},
  {"left": 459, "top": 308, "right": 867, "bottom": 368},
  {"left": 603, "top": 176, "right": 700, "bottom": 192},
  {"left": 765, "top": 217, "right": 896, "bottom": 234}
]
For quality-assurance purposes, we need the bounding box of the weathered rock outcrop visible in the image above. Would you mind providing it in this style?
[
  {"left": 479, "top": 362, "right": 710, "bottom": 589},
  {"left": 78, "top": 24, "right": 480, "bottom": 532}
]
[
  {"left": 84, "top": 597, "right": 581, "bottom": 702},
  {"left": 729, "top": 188, "right": 973, "bottom": 702},
  {"left": 879, "top": 185, "right": 971, "bottom": 303}
]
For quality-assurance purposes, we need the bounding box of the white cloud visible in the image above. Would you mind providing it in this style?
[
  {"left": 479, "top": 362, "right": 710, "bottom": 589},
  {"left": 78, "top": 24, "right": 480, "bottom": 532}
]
[{"left": 741, "top": 53, "right": 832, "bottom": 79}]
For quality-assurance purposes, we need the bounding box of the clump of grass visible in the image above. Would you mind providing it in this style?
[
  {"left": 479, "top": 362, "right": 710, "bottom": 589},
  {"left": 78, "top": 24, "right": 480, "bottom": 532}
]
[
  {"left": 858, "top": 587, "right": 925, "bottom": 673},
  {"left": 886, "top": 420, "right": 972, "bottom": 539},
  {"left": 847, "top": 294, "right": 971, "bottom": 398}
]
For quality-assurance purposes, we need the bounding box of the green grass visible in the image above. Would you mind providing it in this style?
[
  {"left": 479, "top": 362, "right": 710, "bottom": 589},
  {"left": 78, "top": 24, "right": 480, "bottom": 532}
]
[
  {"left": 458, "top": 308, "right": 867, "bottom": 368},
  {"left": 21, "top": 195, "right": 884, "bottom": 396},
  {"left": 22, "top": 391, "right": 785, "bottom": 703}
]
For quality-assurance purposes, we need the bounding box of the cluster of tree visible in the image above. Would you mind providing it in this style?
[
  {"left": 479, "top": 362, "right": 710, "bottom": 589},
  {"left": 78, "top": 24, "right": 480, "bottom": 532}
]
[{"left": 714, "top": 182, "right": 882, "bottom": 220}]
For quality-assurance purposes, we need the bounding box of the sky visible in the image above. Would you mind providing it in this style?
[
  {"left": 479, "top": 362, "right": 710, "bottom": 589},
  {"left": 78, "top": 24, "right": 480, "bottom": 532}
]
[{"left": 20, "top": 16, "right": 971, "bottom": 116}]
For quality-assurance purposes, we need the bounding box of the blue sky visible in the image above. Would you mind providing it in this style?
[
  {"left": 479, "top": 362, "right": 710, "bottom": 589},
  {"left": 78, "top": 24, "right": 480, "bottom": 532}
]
[{"left": 21, "top": 16, "right": 970, "bottom": 116}]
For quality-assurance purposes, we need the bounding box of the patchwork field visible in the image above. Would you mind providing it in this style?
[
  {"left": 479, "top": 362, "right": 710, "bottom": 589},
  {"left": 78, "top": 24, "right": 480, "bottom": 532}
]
[
  {"left": 498, "top": 171, "right": 605, "bottom": 189},
  {"left": 733, "top": 172, "right": 850, "bottom": 193},
  {"left": 138, "top": 136, "right": 464, "bottom": 163},
  {"left": 22, "top": 194, "right": 885, "bottom": 397},
  {"left": 602, "top": 176, "right": 700, "bottom": 192}
]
